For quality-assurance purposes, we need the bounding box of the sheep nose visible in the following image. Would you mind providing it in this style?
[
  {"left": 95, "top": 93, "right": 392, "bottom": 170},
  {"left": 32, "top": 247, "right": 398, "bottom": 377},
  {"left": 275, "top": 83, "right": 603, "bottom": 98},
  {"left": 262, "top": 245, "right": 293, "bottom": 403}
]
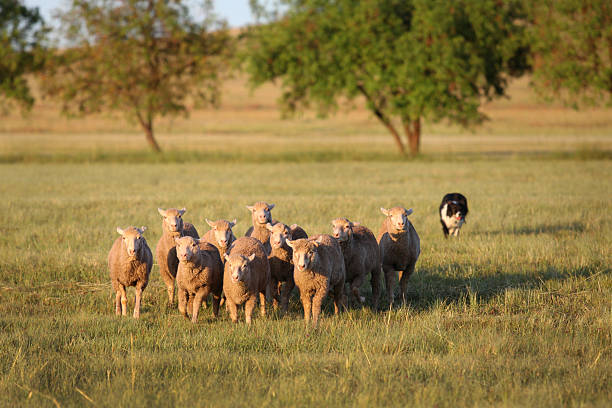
[
  {"left": 219, "top": 239, "right": 227, "bottom": 245},
  {"left": 298, "top": 263, "right": 306, "bottom": 270},
  {"left": 333, "top": 233, "right": 339, "bottom": 238}
]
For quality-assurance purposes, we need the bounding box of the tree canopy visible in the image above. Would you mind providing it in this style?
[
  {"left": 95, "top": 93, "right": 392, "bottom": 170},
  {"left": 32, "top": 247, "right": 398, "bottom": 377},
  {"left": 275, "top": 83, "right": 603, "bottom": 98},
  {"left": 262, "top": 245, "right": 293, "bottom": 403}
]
[
  {"left": 42, "top": 0, "right": 232, "bottom": 152},
  {"left": 244, "top": 0, "right": 530, "bottom": 154},
  {"left": 0, "top": 0, "right": 47, "bottom": 113},
  {"left": 527, "top": 0, "right": 612, "bottom": 108}
]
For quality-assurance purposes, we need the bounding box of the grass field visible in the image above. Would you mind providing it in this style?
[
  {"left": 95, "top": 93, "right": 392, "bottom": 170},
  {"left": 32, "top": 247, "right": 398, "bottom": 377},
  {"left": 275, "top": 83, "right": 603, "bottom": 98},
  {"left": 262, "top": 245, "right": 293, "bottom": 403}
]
[{"left": 0, "top": 76, "right": 611, "bottom": 407}]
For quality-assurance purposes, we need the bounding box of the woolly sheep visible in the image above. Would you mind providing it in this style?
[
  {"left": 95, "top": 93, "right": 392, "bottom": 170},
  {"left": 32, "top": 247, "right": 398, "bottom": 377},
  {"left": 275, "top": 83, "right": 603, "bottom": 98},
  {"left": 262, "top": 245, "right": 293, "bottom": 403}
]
[
  {"left": 174, "top": 236, "right": 223, "bottom": 323},
  {"left": 377, "top": 207, "right": 420, "bottom": 306},
  {"left": 245, "top": 202, "right": 275, "bottom": 253},
  {"left": 223, "top": 237, "right": 270, "bottom": 324},
  {"left": 155, "top": 207, "right": 199, "bottom": 305},
  {"left": 265, "top": 222, "right": 308, "bottom": 313},
  {"left": 287, "top": 234, "right": 346, "bottom": 325},
  {"left": 108, "top": 226, "right": 153, "bottom": 318},
  {"left": 202, "top": 218, "right": 237, "bottom": 262},
  {"left": 331, "top": 218, "right": 382, "bottom": 308}
]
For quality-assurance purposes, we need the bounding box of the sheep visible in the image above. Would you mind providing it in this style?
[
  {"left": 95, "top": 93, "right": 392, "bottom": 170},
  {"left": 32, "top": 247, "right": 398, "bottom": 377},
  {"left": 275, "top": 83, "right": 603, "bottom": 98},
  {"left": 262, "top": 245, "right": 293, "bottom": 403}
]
[
  {"left": 223, "top": 236, "right": 270, "bottom": 324},
  {"left": 377, "top": 207, "right": 420, "bottom": 306},
  {"left": 265, "top": 222, "right": 308, "bottom": 313},
  {"left": 174, "top": 236, "right": 223, "bottom": 323},
  {"left": 287, "top": 234, "right": 346, "bottom": 325},
  {"left": 202, "top": 218, "right": 237, "bottom": 262},
  {"left": 245, "top": 202, "right": 275, "bottom": 253},
  {"left": 331, "top": 218, "right": 381, "bottom": 309},
  {"left": 108, "top": 226, "right": 153, "bottom": 319},
  {"left": 155, "top": 207, "right": 199, "bottom": 305}
]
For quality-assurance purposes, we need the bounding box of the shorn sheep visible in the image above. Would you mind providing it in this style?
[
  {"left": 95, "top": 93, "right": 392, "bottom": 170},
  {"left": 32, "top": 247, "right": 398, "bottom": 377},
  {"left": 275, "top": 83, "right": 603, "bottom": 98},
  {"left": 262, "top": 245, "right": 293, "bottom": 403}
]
[
  {"left": 245, "top": 202, "right": 275, "bottom": 253},
  {"left": 378, "top": 207, "right": 420, "bottom": 306},
  {"left": 174, "top": 236, "right": 223, "bottom": 323},
  {"left": 202, "top": 218, "right": 237, "bottom": 262},
  {"left": 223, "top": 237, "right": 270, "bottom": 324},
  {"left": 287, "top": 234, "right": 346, "bottom": 325},
  {"left": 331, "top": 218, "right": 381, "bottom": 308},
  {"left": 155, "top": 208, "right": 199, "bottom": 305},
  {"left": 265, "top": 222, "right": 308, "bottom": 313},
  {"left": 108, "top": 226, "right": 153, "bottom": 318}
]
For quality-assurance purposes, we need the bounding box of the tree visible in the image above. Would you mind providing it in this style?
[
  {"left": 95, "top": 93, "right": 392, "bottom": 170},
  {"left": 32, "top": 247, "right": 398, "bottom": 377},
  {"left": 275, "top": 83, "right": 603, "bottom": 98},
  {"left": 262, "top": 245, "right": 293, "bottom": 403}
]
[
  {"left": 527, "top": 0, "right": 612, "bottom": 108},
  {"left": 244, "top": 0, "right": 530, "bottom": 154},
  {"left": 42, "top": 0, "right": 232, "bottom": 152},
  {"left": 0, "top": 0, "right": 47, "bottom": 113}
]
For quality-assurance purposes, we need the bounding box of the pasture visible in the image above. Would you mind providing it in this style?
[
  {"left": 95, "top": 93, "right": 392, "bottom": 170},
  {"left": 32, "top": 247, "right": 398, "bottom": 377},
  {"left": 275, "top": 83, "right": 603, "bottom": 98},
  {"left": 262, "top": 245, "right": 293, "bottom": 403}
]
[{"left": 0, "top": 77, "right": 611, "bottom": 407}]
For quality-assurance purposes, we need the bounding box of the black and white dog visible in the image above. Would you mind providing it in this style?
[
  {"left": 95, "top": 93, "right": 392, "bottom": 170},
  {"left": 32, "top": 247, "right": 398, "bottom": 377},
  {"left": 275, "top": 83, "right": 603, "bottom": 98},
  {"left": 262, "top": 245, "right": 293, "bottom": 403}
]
[{"left": 439, "top": 193, "right": 468, "bottom": 237}]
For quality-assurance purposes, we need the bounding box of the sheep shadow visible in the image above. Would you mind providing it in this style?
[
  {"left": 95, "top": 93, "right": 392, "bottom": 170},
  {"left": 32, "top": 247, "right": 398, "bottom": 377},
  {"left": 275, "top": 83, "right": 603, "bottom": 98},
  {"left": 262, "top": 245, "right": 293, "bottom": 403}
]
[{"left": 474, "top": 221, "right": 585, "bottom": 237}]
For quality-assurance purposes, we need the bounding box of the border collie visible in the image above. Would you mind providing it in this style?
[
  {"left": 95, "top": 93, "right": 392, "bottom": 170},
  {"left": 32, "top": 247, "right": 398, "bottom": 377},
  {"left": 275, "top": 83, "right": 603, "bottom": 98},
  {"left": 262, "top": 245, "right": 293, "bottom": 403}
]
[{"left": 439, "top": 193, "right": 468, "bottom": 237}]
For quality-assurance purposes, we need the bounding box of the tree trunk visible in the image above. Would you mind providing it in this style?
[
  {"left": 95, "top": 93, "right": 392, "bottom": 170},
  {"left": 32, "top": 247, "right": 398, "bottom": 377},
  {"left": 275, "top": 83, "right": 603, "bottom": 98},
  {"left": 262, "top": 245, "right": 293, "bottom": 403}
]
[
  {"left": 369, "top": 108, "right": 405, "bottom": 155},
  {"left": 402, "top": 116, "right": 421, "bottom": 155},
  {"left": 137, "top": 112, "right": 161, "bottom": 152}
]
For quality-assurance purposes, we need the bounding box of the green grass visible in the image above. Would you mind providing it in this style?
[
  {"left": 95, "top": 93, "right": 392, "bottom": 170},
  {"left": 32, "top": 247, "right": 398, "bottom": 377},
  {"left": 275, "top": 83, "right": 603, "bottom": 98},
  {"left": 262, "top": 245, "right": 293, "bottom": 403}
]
[{"left": 1, "top": 157, "right": 610, "bottom": 407}]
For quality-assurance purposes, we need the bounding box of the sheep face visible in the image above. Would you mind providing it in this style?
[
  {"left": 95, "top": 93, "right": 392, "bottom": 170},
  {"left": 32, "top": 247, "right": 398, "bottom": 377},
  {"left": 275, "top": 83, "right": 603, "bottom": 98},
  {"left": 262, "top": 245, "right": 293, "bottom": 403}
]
[
  {"left": 381, "top": 207, "right": 413, "bottom": 234},
  {"left": 174, "top": 236, "right": 199, "bottom": 263},
  {"left": 331, "top": 218, "right": 354, "bottom": 243},
  {"left": 158, "top": 207, "right": 186, "bottom": 233},
  {"left": 266, "top": 222, "right": 290, "bottom": 249},
  {"left": 247, "top": 202, "right": 274, "bottom": 226},
  {"left": 225, "top": 253, "right": 257, "bottom": 283},
  {"left": 207, "top": 219, "right": 236, "bottom": 249},
  {"left": 117, "top": 226, "right": 147, "bottom": 260},
  {"left": 287, "top": 239, "right": 319, "bottom": 272}
]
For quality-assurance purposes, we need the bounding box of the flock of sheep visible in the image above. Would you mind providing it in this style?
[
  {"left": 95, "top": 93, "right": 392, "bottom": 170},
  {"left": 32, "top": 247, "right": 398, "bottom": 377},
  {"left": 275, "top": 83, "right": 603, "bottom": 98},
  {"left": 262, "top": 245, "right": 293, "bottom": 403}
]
[{"left": 109, "top": 196, "right": 467, "bottom": 325}]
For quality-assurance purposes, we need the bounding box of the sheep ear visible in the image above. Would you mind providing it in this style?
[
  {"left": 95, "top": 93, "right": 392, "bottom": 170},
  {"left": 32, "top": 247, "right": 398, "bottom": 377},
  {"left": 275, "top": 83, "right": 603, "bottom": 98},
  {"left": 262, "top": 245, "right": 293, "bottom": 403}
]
[
  {"left": 224, "top": 253, "right": 230, "bottom": 262},
  {"left": 158, "top": 208, "right": 166, "bottom": 217},
  {"left": 247, "top": 253, "right": 256, "bottom": 262},
  {"left": 380, "top": 207, "right": 390, "bottom": 216},
  {"left": 246, "top": 205, "right": 255, "bottom": 212},
  {"left": 230, "top": 219, "right": 237, "bottom": 227},
  {"left": 138, "top": 226, "right": 147, "bottom": 234},
  {"left": 290, "top": 223, "right": 298, "bottom": 230},
  {"left": 353, "top": 222, "right": 360, "bottom": 226},
  {"left": 268, "top": 203, "right": 275, "bottom": 210},
  {"left": 206, "top": 219, "right": 216, "bottom": 229},
  {"left": 116, "top": 227, "right": 124, "bottom": 236},
  {"left": 286, "top": 240, "right": 295, "bottom": 248},
  {"left": 349, "top": 221, "right": 354, "bottom": 228},
  {"left": 174, "top": 237, "right": 180, "bottom": 245},
  {"left": 312, "top": 241, "right": 320, "bottom": 248},
  {"left": 405, "top": 208, "right": 414, "bottom": 216},
  {"left": 179, "top": 208, "right": 186, "bottom": 216},
  {"left": 265, "top": 223, "right": 274, "bottom": 231}
]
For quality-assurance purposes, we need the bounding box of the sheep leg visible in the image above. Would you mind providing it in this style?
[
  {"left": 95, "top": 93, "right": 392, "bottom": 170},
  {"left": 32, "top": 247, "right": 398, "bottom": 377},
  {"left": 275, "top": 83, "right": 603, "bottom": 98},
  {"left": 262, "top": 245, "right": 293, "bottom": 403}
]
[
  {"left": 311, "top": 286, "right": 328, "bottom": 326},
  {"left": 133, "top": 286, "right": 143, "bottom": 319},
  {"left": 370, "top": 266, "right": 382, "bottom": 310},
  {"left": 350, "top": 274, "right": 366, "bottom": 305},
  {"left": 212, "top": 294, "right": 221, "bottom": 318},
  {"left": 160, "top": 267, "right": 176, "bottom": 306},
  {"left": 118, "top": 285, "right": 128, "bottom": 316},
  {"left": 383, "top": 265, "right": 396, "bottom": 307},
  {"left": 300, "top": 293, "right": 312, "bottom": 324},
  {"left": 259, "top": 291, "right": 267, "bottom": 318},
  {"left": 332, "top": 280, "right": 346, "bottom": 315},
  {"left": 114, "top": 291, "right": 122, "bottom": 315},
  {"left": 245, "top": 296, "right": 257, "bottom": 325},
  {"left": 269, "top": 277, "right": 280, "bottom": 310},
  {"left": 399, "top": 263, "right": 415, "bottom": 305},
  {"left": 191, "top": 288, "right": 209, "bottom": 323},
  {"left": 280, "top": 276, "right": 295, "bottom": 314},
  {"left": 177, "top": 289, "right": 189, "bottom": 319},
  {"left": 227, "top": 300, "right": 239, "bottom": 323}
]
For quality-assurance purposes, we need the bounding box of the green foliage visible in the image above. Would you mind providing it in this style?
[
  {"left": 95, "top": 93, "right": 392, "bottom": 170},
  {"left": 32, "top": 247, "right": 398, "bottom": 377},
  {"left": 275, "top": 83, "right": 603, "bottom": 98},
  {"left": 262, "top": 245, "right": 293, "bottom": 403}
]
[
  {"left": 244, "top": 0, "right": 530, "bottom": 154},
  {"left": 527, "top": 0, "right": 612, "bottom": 108},
  {"left": 42, "top": 0, "right": 232, "bottom": 151},
  {"left": 0, "top": 0, "right": 48, "bottom": 113}
]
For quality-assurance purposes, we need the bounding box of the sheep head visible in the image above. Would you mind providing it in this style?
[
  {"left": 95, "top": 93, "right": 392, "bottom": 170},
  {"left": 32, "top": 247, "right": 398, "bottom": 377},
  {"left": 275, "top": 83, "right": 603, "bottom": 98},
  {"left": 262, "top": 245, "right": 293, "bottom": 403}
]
[
  {"left": 206, "top": 218, "right": 236, "bottom": 249},
  {"left": 246, "top": 202, "right": 274, "bottom": 226},
  {"left": 287, "top": 238, "right": 320, "bottom": 272},
  {"left": 266, "top": 222, "right": 290, "bottom": 249},
  {"left": 116, "top": 226, "right": 147, "bottom": 260},
  {"left": 331, "top": 218, "right": 354, "bottom": 243},
  {"left": 174, "top": 236, "right": 200, "bottom": 263},
  {"left": 381, "top": 207, "right": 413, "bottom": 234},
  {"left": 158, "top": 207, "right": 186, "bottom": 234},
  {"left": 224, "top": 253, "right": 257, "bottom": 283}
]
